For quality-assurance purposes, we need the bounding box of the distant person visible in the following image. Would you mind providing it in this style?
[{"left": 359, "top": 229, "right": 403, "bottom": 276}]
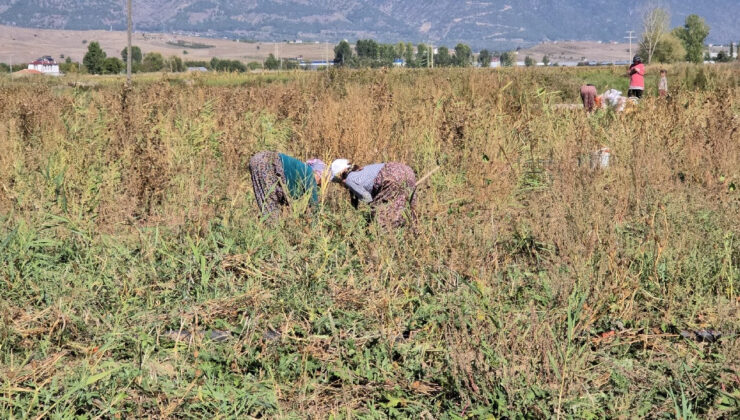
[
  {"left": 329, "top": 158, "right": 417, "bottom": 230},
  {"left": 248, "top": 151, "right": 325, "bottom": 222},
  {"left": 627, "top": 56, "right": 645, "bottom": 99},
  {"left": 580, "top": 84, "right": 598, "bottom": 112},
  {"left": 658, "top": 69, "right": 668, "bottom": 98}
]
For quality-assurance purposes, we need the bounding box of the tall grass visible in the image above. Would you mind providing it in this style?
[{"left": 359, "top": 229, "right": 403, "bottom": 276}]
[{"left": 1, "top": 64, "right": 739, "bottom": 418}]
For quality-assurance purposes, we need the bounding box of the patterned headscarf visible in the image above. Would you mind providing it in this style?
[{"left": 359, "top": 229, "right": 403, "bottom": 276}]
[{"left": 306, "top": 158, "right": 326, "bottom": 175}]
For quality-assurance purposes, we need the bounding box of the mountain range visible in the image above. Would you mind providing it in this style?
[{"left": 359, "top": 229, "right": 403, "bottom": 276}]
[{"left": 0, "top": 1, "right": 737, "bottom": 49}]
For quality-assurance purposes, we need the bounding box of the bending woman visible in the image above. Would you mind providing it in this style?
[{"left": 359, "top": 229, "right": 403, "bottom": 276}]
[
  {"left": 329, "top": 159, "right": 417, "bottom": 229},
  {"left": 580, "top": 84, "right": 597, "bottom": 112},
  {"left": 248, "top": 151, "right": 325, "bottom": 221}
]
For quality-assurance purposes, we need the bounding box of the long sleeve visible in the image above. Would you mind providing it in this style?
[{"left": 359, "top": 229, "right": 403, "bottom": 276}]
[
  {"left": 344, "top": 163, "right": 385, "bottom": 203},
  {"left": 344, "top": 177, "right": 374, "bottom": 202}
]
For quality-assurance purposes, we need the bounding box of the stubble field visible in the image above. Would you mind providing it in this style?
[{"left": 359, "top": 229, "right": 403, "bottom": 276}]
[{"left": 1, "top": 64, "right": 739, "bottom": 418}]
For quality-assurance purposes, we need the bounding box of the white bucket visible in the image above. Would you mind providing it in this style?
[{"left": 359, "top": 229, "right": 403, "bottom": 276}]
[{"left": 590, "top": 147, "right": 611, "bottom": 169}]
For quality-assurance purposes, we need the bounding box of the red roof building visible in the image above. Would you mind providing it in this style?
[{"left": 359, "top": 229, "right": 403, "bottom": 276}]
[{"left": 28, "top": 56, "right": 60, "bottom": 75}]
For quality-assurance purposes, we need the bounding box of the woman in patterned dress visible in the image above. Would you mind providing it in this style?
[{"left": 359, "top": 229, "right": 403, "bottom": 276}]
[
  {"left": 248, "top": 151, "right": 325, "bottom": 222},
  {"left": 329, "top": 158, "right": 417, "bottom": 230}
]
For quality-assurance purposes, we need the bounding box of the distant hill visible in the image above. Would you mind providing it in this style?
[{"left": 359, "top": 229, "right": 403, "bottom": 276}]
[{"left": 0, "top": 1, "right": 737, "bottom": 49}]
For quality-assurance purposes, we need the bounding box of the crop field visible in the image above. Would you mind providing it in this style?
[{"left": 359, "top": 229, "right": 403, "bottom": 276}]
[{"left": 1, "top": 65, "right": 739, "bottom": 418}]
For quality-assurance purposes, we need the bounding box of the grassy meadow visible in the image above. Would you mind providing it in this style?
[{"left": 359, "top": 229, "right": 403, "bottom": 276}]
[{"left": 1, "top": 64, "right": 739, "bottom": 418}]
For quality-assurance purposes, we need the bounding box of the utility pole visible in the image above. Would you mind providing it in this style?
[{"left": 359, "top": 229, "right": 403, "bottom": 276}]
[
  {"left": 274, "top": 43, "right": 279, "bottom": 72},
  {"left": 625, "top": 31, "right": 636, "bottom": 61},
  {"left": 126, "top": 0, "right": 132, "bottom": 84},
  {"left": 428, "top": 42, "right": 434, "bottom": 68}
]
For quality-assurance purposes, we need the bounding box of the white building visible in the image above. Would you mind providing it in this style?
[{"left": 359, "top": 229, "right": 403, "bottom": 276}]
[
  {"left": 28, "top": 56, "right": 60, "bottom": 75},
  {"left": 489, "top": 57, "right": 500, "bottom": 68}
]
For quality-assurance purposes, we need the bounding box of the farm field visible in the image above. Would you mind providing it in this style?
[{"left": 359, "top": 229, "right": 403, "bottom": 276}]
[
  {"left": 0, "top": 24, "right": 331, "bottom": 64},
  {"left": 0, "top": 24, "right": 638, "bottom": 67},
  {"left": 1, "top": 65, "right": 739, "bottom": 418}
]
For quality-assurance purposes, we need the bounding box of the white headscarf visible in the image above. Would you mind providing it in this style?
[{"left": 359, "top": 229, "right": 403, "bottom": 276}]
[{"left": 330, "top": 159, "right": 351, "bottom": 181}]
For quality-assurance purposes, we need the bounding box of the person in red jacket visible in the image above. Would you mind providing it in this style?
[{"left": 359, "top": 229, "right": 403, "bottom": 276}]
[{"left": 628, "top": 55, "right": 645, "bottom": 99}]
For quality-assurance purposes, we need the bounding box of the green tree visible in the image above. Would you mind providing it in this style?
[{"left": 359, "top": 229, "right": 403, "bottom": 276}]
[
  {"left": 395, "top": 42, "right": 406, "bottom": 59},
  {"left": 416, "top": 44, "right": 429, "bottom": 67},
  {"left": 378, "top": 44, "right": 396, "bottom": 63},
  {"left": 283, "top": 59, "right": 300, "bottom": 70},
  {"left": 453, "top": 43, "right": 472, "bottom": 67},
  {"left": 228, "top": 60, "right": 247, "bottom": 72},
  {"left": 478, "top": 49, "right": 491, "bottom": 67},
  {"left": 333, "top": 40, "right": 353, "bottom": 66},
  {"left": 651, "top": 33, "right": 686, "bottom": 63},
  {"left": 120, "top": 46, "right": 142, "bottom": 64},
  {"left": 264, "top": 53, "right": 280, "bottom": 70},
  {"left": 356, "top": 39, "right": 379, "bottom": 58},
  {"left": 83, "top": 41, "right": 107, "bottom": 74},
  {"left": 404, "top": 42, "right": 416, "bottom": 67},
  {"left": 247, "top": 61, "right": 263, "bottom": 70},
  {"left": 0, "top": 63, "right": 10, "bottom": 73},
  {"left": 185, "top": 60, "right": 210, "bottom": 69},
  {"left": 166, "top": 55, "right": 185, "bottom": 72},
  {"left": 60, "top": 57, "right": 82, "bottom": 74},
  {"left": 435, "top": 46, "right": 451, "bottom": 67},
  {"left": 141, "top": 52, "right": 164, "bottom": 72},
  {"left": 524, "top": 55, "right": 535, "bottom": 67},
  {"left": 501, "top": 51, "right": 516, "bottom": 67},
  {"left": 715, "top": 50, "right": 733, "bottom": 63},
  {"left": 674, "top": 14, "right": 710, "bottom": 63},
  {"left": 210, "top": 58, "right": 246, "bottom": 72},
  {"left": 102, "top": 57, "right": 124, "bottom": 74},
  {"left": 542, "top": 55, "right": 550, "bottom": 66}
]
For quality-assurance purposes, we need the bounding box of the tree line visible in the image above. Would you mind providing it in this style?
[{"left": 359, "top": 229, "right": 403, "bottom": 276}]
[
  {"left": 333, "top": 40, "right": 478, "bottom": 68},
  {"left": 638, "top": 11, "right": 736, "bottom": 64},
  {"left": 332, "top": 40, "right": 552, "bottom": 68},
  {"left": 2, "top": 12, "right": 736, "bottom": 75},
  {"left": 79, "top": 42, "right": 187, "bottom": 74},
  {"left": 77, "top": 42, "right": 303, "bottom": 74},
  {"left": 0, "top": 41, "right": 276, "bottom": 75}
]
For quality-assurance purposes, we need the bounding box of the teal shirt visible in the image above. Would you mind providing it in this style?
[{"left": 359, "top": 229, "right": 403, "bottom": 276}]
[{"left": 279, "top": 153, "right": 318, "bottom": 204}]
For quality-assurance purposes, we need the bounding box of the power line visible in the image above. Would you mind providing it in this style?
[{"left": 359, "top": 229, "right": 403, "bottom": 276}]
[{"left": 625, "top": 31, "right": 636, "bottom": 61}]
